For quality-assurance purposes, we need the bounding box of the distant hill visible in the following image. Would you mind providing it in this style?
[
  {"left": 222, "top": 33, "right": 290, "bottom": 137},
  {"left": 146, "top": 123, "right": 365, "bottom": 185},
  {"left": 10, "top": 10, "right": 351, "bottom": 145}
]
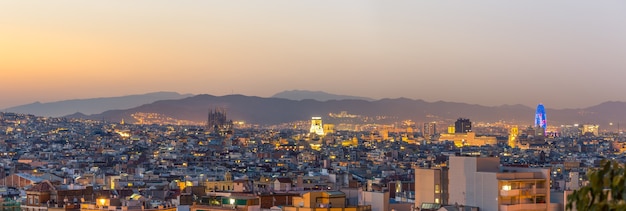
[
  {"left": 4, "top": 92, "right": 193, "bottom": 117},
  {"left": 69, "top": 94, "right": 626, "bottom": 126},
  {"left": 271, "top": 90, "right": 375, "bottom": 101}
]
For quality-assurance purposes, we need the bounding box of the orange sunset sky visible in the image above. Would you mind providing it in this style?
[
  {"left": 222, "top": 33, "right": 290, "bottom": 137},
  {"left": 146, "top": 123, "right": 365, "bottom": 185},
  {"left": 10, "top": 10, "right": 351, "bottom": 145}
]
[{"left": 2, "top": 1, "right": 626, "bottom": 109}]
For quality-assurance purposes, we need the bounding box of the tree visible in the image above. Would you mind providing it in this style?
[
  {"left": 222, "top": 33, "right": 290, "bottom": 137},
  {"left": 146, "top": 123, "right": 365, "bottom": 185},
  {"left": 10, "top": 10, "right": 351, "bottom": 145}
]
[{"left": 567, "top": 160, "right": 626, "bottom": 210}]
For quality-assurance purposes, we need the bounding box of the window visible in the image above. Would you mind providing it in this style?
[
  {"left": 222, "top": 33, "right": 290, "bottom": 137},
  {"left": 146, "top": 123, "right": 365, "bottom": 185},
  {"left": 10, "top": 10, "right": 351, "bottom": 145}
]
[
  {"left": 435, "top": 184, "right": 440, "bottom": 193},
  {"left": 435, "top": 198, "right": 440, "bottom": 204}
]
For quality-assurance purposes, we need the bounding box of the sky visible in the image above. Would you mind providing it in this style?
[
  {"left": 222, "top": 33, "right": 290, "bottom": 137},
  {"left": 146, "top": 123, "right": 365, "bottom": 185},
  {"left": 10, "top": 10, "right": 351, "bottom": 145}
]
[{"left": 2, "top": 1, "right": 626, "bottom": 109}]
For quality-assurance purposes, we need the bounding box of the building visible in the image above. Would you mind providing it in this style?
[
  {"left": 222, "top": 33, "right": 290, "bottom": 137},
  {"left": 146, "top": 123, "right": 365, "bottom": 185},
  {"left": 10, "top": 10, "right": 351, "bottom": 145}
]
[
  {"left": 508, "top": 126, "right": 519, "bottom": 148},
  {"left": 283, "top": 191, "right": 371, "bottom": 211},
  {"left": 22, "top": 180, "right": 103, "bottom": 211},
  {"left": 535, "top": 104, "right": 547, "bottom": 136},
  {"left": 447, "top": 125, "right": 455, "bottom": 134},
  {"left": 582, "top": 124, "right": 599, "bottom": 136},
  {"left": 448, "top": 156, "right": 555, "bottom": 211},
  {"left": 560, "top": 125, "right": 582, "bottom": 138},
  {"left": 192, "top": 195, "right": 259, "bottom": 211},
  {"left": 414, "top": 167, "right": 448, "bottom": 209},
  {"left": 205, "top": 172, "right": 234, "bottom": 193},
  {"left": 323, "top": 124, "right": 335, "bottom": 135},
  {"left": 309, "top": 117, "right": 325, "bottom": 136},
  {"left": 273, "top": 177, "right": 293, "bottom": 192},
  {"left": 0, "top": 173, "right": 61, "bottom": 189},
  {"left": 438, "top": 132, "right": 497, "bottom": 147},
  {"left": 423, "top": 122, "right": 437, "bottom": 139},
  {"left": 207, "top": 108, "right": 233, "bottom": 137},
  {"left": 258, "top": 193, "right": 299, "bottom": 209},
  {"left": 360, "top": 190, "right": 388, "bottom": 211},
  {"left": 455, "top": 118, "right": 472, "bottom": 133}
]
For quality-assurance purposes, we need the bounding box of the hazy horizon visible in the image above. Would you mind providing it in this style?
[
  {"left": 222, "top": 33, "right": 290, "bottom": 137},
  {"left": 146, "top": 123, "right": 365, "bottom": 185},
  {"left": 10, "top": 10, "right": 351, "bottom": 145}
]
[
  {"left": 2, "top": 90, "right": 622, "bottom": 111},
  {"left": 3, "top": 1, "right": 626, "bottom": 109}
]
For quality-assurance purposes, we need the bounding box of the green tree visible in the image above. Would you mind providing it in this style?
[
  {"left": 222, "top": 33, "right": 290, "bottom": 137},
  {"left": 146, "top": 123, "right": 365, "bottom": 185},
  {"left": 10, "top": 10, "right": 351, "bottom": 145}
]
[{"left": 567, "top": 160, "right": 626, "bottom": 210}]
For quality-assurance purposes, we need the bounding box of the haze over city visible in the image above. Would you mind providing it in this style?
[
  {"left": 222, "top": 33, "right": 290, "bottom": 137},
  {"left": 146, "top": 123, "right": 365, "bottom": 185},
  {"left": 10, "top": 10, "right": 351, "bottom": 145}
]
[{"left": 2, "top": 1, "right": 626, "bottom": 109}]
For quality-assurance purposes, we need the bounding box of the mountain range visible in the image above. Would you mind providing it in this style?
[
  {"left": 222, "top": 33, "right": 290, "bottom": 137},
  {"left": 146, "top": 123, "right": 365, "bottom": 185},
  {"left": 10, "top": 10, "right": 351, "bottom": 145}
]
[
  {"left": 63, "top": 94, "right": 626, "bottom": 127},
  {"left": 3, "top": 92, "right": 193, "bottom": 117},
  {"left": 5, "top": 90, "right": 626, "bottom": 126},
  {"left": 272, "top": 90, "right": 375, "bottom": 101}
]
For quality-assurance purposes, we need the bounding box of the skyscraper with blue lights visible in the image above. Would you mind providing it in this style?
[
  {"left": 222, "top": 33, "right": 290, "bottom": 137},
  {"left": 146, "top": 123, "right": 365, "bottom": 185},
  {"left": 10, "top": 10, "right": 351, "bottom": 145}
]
[{"left": 535, "top": 104, "right": 547, "bottom": 135}]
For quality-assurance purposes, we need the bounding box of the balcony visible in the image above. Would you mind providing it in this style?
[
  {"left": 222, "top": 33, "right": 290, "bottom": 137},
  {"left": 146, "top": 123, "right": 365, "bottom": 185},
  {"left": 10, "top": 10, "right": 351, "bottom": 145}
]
[
  {"left": 500, "top": 188, "right": 547, "bottom": 197},
  {"left": 500, "top": 189, "right": 520, "bottom": 197},
  {"left": 533, "top": 188, "right": 547, "bottom": 195},
  {"left": 500, "top": 203, "right": 547, "bottom": 211}
]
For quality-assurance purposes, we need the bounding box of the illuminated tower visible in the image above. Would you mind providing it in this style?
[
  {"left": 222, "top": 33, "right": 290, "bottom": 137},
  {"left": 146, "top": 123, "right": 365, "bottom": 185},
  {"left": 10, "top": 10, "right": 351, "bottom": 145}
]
[
  {"left": 310, "top": 117, "right": 325, "bottom": 136},
  {"left": 534, "top": 104, "right": 547, "bottom": 135},
  {"left": 508, "top": 126, "right": 519, "bottom": 148}
]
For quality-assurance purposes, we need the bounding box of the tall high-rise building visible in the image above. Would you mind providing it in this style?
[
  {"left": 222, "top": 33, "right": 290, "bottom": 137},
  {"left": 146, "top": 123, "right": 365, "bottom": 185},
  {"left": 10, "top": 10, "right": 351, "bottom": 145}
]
[
  {"left": 309, "top": 117, "right": 325, "bottom": 136},
  {"left": 508, "top": 126, "right": 519, "bottom": 148},
  {"left": 454, "top": 118, "right": 472, "bottom": 133},
  {"left": 535, "top": 104, "right": 547, "bottom": 135},
  {"left": 423, "top": 122, "right": 437, "bottom": 138}
]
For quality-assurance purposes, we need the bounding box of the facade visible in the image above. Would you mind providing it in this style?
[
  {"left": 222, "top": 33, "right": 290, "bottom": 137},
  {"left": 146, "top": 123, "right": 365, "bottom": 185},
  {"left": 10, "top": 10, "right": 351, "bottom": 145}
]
[
  {"left": 284, "top": 191, "right": 371, "bottom": 211},
  {"left": 81, "top": 204, "right": 177, "bottom": 211},
  {"left": 447, "top": 125, "right": 455, "bottom": 134},
  {"left": 438, "top": 132, "right": 497, "bottom": 147},
  {"left": 273, "top": 178, "right": 293, "bottom": 192},
  {"left": 204, "top": 172, "right": 234, "bottom": 193},
  {"left": 360, "top": 191, "right": 388, "bottom": 211},
  {"left": 508, "top": 126, "right": 519, "bottom": 148},
  {"left": 423, "top": 122, "right": 437, "bottom": 138},
  {"left": 414, "top": 167, "right": 448, "bottom": 209},
  {"left": 207, "top": 108, "right": 233, "bottom": 137},
  {"left": 455, "top": 118, "right": 472, "bottom": 133},
  {"left": 535, "top": 104, "right": 547, "bottom": 136},
  {"left": 448, "top": 156, "right": 553, "bottom": 211},
  {"left": 582, "top": 124, "right": 599, "bottom": 136},
  {"left": 21, "top": 180, "right": 103, "bottom": 211},
  {"left": 323, "top": 124, "right": 335, "bottom": 135},
  {"left": 560, "top": 125, "right": 582, "bottom": 138},
  {"left": 0, "top": 173, "right": 57, "bottom": 189},
  {"left": 309, "top": 117, "right": 324, "bottom": 136}
]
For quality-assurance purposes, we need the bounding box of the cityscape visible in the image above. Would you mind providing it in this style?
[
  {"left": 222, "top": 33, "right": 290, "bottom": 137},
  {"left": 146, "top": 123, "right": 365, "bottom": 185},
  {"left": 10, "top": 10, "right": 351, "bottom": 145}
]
[
  {"left": 0, "top": 96, "right": 624, "bottom": 211},
  {"left": 3, "top": 1, "right": 626, "bottom": 211}
]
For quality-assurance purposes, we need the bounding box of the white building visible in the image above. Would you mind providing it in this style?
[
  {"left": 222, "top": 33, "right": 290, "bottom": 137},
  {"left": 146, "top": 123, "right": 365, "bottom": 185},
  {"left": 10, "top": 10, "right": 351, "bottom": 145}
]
[
  {"left": 448, "top": 156, "right": 556, "bottom": 211},
  {"left": 414, "top": 167, "right": 448, "bottom": 208},
  {"left": 309, "top": 117, "right": 325, "bottom": 136}
]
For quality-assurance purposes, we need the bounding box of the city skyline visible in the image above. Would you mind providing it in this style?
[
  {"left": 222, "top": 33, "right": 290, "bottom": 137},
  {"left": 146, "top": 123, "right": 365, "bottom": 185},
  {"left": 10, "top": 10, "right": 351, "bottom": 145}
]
[{"left": 2, "top": 1, "right": 626, "bottom": 109}]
